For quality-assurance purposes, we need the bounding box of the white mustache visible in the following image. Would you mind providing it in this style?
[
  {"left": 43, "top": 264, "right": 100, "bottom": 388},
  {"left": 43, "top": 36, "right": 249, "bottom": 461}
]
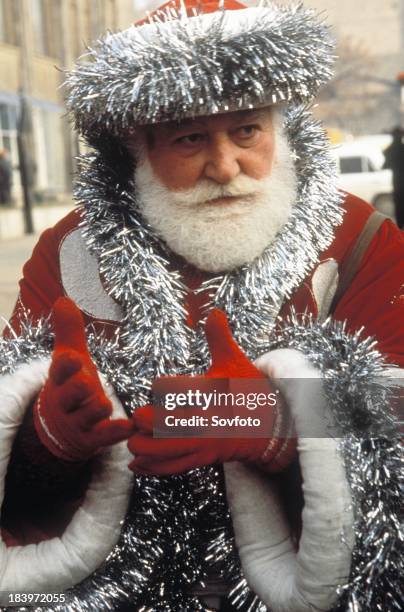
[{"left": 171, "top": 175, "right": 267, "bottom": 207}]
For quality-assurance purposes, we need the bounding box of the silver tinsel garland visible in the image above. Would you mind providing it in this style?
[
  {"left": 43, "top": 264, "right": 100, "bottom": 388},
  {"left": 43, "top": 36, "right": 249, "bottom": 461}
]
[{"left": 63, "top": 1, "right": 335, "bottom": 140}]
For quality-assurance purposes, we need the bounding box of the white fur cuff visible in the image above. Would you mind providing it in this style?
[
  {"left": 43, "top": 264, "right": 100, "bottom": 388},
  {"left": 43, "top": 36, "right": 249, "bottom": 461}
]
[
  {"left": 0, "top": 359, "right": 132, "bottom": 592},
  {"left": 224, "top": 348, "right": 355, "bottom": 612}
]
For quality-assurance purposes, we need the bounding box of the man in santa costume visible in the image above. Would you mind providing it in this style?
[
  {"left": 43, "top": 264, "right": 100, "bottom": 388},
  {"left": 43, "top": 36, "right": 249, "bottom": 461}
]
[{"left": 0, "top": 1, "right": 402, "bottom": 611}]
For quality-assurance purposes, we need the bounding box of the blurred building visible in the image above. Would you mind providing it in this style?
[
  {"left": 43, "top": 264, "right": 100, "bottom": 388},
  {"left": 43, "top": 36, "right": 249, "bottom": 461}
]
[
  {"left": 277, "top": 0, "right": 404, "bottom": 135},
  {"left": 0, "top": 0, "right": 137, "bottom": 205}
]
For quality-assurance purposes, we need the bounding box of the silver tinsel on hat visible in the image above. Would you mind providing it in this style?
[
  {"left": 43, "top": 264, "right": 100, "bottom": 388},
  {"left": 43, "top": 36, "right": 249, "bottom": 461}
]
[{"left": 63, "top": 1, "right": 335, "bottom": 141}]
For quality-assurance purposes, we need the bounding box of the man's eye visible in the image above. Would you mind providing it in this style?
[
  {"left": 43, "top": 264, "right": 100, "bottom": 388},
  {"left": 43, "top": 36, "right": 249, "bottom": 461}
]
[
  {"left": 175, "top": 133, "right": 205, "bottom": 145},
  {"left": 237, "top": 125, "right": 258, "bottom": 139}
]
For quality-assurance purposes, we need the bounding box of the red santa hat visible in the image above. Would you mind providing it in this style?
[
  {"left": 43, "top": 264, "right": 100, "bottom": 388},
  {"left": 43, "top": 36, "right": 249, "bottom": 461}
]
[{"left": 64, "top": 0, "right": 335, "bottom": 141}]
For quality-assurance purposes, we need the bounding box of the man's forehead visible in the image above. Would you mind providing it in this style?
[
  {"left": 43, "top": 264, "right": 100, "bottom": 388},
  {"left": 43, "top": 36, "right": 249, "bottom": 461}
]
[{"left": 154, "top": 108, "right": 272, "bottom": 133}]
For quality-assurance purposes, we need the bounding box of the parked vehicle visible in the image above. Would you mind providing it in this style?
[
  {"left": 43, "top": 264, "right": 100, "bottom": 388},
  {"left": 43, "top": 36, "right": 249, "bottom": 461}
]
[{"left": 331, "top": 137, "right": 394, "bottom": 218}]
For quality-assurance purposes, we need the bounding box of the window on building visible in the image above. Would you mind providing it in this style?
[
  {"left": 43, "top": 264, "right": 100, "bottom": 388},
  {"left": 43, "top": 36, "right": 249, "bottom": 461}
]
[
  {"left": 0, "top": 103, "right": 18, "bottom": 164},
  {"left": 30, "top": 0, "right": 47, "bottom": 55},
  {"left": 30, "top": 0, "right": 62, "bottom": 59},
  {"left": 69, "top": 0, "right": 81, "bottom": 59},
  {"left": 0, "top": 0, "right": 20, "bottom": 45},
  {"left": 1, "top": 101, "right": 67, "bottom": 200},
  {"left": 0, "top": 102, "right": 20, "bottom": 200},
  {"left": 85, "top": 0, "right": 105, "bottom": 41},
  {"left": 0, "top": 1, "right": 4, "bottom": 42},
  {"left": 32, "top": 105, "right": 66, "bottom": 194}
]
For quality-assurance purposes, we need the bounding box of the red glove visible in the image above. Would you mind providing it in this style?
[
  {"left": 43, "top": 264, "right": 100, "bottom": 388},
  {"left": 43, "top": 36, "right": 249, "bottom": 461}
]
[
  {"left": 33, "top": 297, "right": 134, "bottom": 461},
  {"left": 128, "top": 309, "right": 295, "bottom": 475}
]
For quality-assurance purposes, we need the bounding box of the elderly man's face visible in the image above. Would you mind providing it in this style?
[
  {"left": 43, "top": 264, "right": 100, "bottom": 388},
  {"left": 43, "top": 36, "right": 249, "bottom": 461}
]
[
  {"left": 130, "top": 107, "right": 297, "bottom": 273},
  {"left": 144, "top": 109, "right": 275, "bottom": 192}
]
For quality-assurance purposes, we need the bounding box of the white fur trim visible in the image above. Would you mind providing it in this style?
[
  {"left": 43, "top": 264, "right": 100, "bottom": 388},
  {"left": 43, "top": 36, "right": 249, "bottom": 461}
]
[
  {"left": 60, "top": 228, "right": 123, "bottom": 322},
  {"left": 311, "top": 258, "right": 339, "bottom": 321},
  {"left": 223, "top": 349, "right": 354, "bottom": 612},
  {"left": 0, "top": 359, "right": 132, "bottom": 591}
]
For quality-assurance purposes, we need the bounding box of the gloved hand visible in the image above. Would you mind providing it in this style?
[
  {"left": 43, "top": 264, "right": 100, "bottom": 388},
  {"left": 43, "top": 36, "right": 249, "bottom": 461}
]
[
  {"left": 33, "top": 297, "right": 134, "bottom": 461},
  {"left": 128, "top": 309, "right": 290, "bottom": 475}
]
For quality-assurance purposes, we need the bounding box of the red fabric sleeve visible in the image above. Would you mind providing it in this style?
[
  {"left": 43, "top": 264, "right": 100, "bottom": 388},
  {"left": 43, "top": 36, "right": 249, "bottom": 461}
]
[
  {"left": 334, "top": 219, "right": 404, "bottom": 367},
  {"left": 6, "top": 210, "right": 81, "bottom": 336}
]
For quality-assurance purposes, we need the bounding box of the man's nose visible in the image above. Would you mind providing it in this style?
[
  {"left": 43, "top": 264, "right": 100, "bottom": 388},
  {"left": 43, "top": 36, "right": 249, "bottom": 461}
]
[{"left": 203, "top": 137, "right": 241, "bottom": 184}]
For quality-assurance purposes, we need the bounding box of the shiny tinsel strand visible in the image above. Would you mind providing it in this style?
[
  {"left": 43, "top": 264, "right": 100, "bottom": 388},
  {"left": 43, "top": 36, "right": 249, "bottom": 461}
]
[
  {"left": 335, "top": 437, "right": 403, "bottom": 612},
  {"left": 63, "top": 1, "right": 335, "bottom": 142},
  {"left": 0, "top": 304, "right": 53, "bottom": 373}
]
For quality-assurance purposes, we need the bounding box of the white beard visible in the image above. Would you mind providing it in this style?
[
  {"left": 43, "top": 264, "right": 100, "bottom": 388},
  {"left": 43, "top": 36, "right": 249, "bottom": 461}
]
[{"left": 135, "top": 117, "right": 297, "bottom": 273}]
